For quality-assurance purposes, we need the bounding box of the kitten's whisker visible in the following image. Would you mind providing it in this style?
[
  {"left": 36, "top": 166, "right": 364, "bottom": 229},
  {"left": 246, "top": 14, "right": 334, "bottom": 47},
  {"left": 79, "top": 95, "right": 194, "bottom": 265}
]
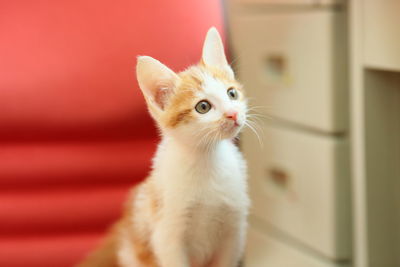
[
  {"left": 195, "top": 129, "right": 214, "bottom": 152},
  {"left": 246, "top": 112, "right": 273, "bottom": 122},
  {"left": 246, "top": 110, "right": 270, "bottom": 116},
  {"left": 208, "top": 130, "right": 219, "bottom": 154},
  {"left": 195, "top": 127, "right": 219, "bottom": 155},
  {"left": 246, "top": 104, "right": 276, "bottom": 114},
  {"left": 246, "top": 114, "right": 269, "bottom": 122},
  {"left": 246, "top": 105, "right": 271, "bottom": 110},
  {"left": 246, "top": 117, "right": 267, "bottom": 129},
  {"left": 244, "top": 121, "right": 263, "bottom": 147},
  {"left": 193, "top": 128, "right": 209, "bottom": 151},
  {"left": 246, "top": 117, "right": 264, "bottom": 133}
]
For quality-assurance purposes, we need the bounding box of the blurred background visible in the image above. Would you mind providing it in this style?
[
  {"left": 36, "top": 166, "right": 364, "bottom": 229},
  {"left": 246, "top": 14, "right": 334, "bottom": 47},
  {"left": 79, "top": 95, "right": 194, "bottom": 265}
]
[{"left": 0, "top": 0, "right": 399, "bottom": 267}]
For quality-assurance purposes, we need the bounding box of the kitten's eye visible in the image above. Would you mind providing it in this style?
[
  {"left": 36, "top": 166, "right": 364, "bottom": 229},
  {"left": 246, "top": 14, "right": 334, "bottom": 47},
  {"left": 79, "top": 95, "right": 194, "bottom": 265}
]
[
  {"left": 195, "top": 100, "right": 211, "bottom": 114},
  {"left": 227, "top": 88, "right": 238, "bottom": 100}
]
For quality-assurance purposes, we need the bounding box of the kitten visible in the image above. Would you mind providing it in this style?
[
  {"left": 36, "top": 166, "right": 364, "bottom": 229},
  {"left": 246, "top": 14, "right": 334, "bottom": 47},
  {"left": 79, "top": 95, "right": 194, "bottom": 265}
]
[{"left": 78, "top": 27, "right": 250, "bottom": 267}]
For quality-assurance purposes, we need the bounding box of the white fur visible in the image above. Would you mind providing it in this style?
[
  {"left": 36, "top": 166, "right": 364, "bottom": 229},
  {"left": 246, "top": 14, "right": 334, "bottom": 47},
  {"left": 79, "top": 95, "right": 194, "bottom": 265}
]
[
  {"left": 150, "top": 137, "right": 249, "bottom": 267},
  {"left": 202, "top": 27, "right": 234, "bottom": 79}
]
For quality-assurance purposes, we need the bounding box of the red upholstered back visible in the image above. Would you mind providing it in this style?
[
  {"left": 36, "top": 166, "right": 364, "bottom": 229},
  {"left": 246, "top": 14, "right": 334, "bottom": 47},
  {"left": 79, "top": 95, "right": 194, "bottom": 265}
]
[{"left": 0, "top": 1, "right": 224, "bottom": 266}]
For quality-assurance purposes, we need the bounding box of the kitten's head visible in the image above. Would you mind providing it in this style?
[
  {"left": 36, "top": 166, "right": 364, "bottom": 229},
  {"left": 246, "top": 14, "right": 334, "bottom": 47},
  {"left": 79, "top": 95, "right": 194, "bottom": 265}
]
[{"left": 136, "top": 27, "right": 247, "bottom": 147}]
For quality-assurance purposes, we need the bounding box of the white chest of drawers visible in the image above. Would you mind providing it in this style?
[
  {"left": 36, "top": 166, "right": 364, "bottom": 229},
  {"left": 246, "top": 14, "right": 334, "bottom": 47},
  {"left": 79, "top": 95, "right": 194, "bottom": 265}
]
[{"left": 227, "top": 0, "right": 351, "bottom": 265}]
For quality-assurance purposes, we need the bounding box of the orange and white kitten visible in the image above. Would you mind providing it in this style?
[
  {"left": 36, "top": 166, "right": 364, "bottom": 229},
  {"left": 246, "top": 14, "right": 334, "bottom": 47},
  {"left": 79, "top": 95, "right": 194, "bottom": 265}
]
[{"left": 78, "top": 27, "right": 250, "bottom": 267}]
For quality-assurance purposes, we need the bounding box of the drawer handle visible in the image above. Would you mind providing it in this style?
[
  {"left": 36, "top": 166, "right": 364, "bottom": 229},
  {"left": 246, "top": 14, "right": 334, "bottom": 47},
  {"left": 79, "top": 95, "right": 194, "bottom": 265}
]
[
  {"left": 264, "top": 54, "right": 287, "bottom": 84},
  {"left": 267, "top": 167, "right": 289, "bottom": 188}
]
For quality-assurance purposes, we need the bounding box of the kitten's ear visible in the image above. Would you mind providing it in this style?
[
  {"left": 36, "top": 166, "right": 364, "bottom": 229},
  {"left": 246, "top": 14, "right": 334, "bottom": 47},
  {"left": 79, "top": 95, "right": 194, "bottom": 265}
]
[
  {"left": 136, "top": 56, "right": 179, "bottom": 117},
  {"left": 201, "top": 27, "right": 234, "bottom": 78}
]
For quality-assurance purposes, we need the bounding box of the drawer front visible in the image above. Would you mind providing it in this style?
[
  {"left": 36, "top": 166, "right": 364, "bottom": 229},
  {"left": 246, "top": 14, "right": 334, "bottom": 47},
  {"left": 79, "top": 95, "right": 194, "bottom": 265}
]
[
  {"left": 233, "top": 0, "right": 343, "bottom": 5},
  {"left": 231, "top": 10, "right": 348, "bottom": 133},
  {"left": 364, "top": 0, "right": 400, "bottom": 71},
  {"left": 246, "top": 226, "right": 349, "bottom": 267},
  {"left": 234, "top": 0, "right": 318, "bottom": 5},
  {"left": 243, "top": 125, "right": 351, "bottom": 259}
]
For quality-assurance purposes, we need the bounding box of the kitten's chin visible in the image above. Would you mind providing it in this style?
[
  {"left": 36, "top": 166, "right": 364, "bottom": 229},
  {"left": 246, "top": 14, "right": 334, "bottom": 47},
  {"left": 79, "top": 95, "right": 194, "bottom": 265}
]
[{"left": 220, "top": 122, "right": 243, "bottom": 140}]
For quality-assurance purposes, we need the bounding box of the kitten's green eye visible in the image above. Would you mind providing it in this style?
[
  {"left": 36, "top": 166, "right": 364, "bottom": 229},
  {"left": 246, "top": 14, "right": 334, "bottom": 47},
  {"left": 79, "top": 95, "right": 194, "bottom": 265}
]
[
  {"left": 227, "top": 87, "right": 238, "bottom": 100},
  {"left": 195, "top": 100, "right": 211, "bottom": 114}
]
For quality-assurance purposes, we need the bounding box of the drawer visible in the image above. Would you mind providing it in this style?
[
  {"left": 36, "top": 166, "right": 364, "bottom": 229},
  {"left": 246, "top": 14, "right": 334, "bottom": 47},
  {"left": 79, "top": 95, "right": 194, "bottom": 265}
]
[
  {"left": 234, "top": 0, "right": 319, "bottom": 5},
  {"left": 242, "top": 125, "right": 351, "bottom": 259},
  {"left": 364, "top": 0, "right": 400, "bottom": 71},
  {"left": 246, "top": 226, "right": 349, "bottom": 267},
  {"left": 230, "top": 10, "right": 348, "bottom": 133},
  {"left": 234, "top": 0, "right": 343, "bottom": 5}
]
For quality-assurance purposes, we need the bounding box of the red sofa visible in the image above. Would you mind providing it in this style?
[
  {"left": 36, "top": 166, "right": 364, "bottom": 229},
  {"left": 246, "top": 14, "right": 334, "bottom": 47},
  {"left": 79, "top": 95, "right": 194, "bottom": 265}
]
[{"left": 0, "top": 1, "right": 224, "bottom": 266}]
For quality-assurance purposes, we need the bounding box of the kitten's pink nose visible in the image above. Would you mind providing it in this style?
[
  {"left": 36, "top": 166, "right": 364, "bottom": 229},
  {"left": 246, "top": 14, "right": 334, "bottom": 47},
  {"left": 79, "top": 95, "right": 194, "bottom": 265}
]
[{"left": 225, "top": 111, "right": 238, "bottom": 122}]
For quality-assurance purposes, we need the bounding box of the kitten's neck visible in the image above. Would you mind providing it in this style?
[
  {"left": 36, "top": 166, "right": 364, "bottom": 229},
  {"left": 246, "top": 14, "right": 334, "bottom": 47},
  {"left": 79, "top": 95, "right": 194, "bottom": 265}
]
[
  {"left": 165, "top": 135, "right": 229, "bottom": 155},
  {"left": 156, "top": 136, "right": 233, "bottom": 168},
  {"left": 151, "top": 136, "right": 240, "bottom": 184}
]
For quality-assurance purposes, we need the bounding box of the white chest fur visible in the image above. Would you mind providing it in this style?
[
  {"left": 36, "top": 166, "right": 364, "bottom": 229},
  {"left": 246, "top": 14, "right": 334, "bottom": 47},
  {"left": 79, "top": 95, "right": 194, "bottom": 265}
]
[{"left": 151, "top": 138, "right": 249, "bottom": 265}]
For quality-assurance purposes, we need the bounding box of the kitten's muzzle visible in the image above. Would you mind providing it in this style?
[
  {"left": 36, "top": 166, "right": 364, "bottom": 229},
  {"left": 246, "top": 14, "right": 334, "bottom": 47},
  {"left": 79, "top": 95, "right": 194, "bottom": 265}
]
[{"left": 225, "top": 111, "right": 239, "bottom": 126}]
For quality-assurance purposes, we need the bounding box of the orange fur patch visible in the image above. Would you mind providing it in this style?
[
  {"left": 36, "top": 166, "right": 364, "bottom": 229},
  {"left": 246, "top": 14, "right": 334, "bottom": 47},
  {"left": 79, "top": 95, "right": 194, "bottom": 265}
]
[
  {"left": 167, "top": 108, "right": 193, "bottom": 128},
  {"left": 132, "top": 182, "right": 160, "bottom": 266},
  {"left": 120, "top": 181, "right": 160, "bottom": 267},
  {"left": 163, "top": 70, "right": 201, "bottom": 128}
]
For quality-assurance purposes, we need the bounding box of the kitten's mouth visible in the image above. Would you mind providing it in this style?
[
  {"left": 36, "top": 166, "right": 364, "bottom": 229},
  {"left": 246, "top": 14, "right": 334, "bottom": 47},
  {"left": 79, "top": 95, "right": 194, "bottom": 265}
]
[
  {"left": 224, "top": 120, "right": 239, "bottom": 128},
  {"left": 220, "top": 120, "right": 242, "bottom": 138},
  {"left": 230, "top": 119, "right": 243, "bottom": 128}
]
